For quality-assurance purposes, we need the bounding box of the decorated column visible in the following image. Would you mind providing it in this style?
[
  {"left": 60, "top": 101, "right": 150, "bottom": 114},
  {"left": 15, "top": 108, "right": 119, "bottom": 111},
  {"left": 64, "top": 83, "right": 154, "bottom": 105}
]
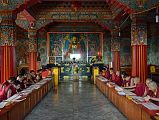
[
  {"left": 0, "top": 10, "right": 17, "bottom": 83},
  {"left": 28, "top": 27, "right": 37, "bottom": 72},
  {"left": 111, "top": 29, "right": 120, "bottom": 72},
  {"left": 131, "top": 14, "right": 147, "bottom": 83}
]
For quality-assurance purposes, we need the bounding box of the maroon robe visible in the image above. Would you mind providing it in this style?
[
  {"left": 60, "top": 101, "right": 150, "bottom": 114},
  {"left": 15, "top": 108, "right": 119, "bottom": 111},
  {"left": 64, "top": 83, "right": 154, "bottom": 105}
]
[
  {"left": 122, "top": 77, "right": 131, "bottom": 87},
  {"left": 104, "top": 70, "right": 110, "bottom": 79},
  {"left": 115, "top": 75, "right": 123, "bottom": 86},
  {"left": 5, "top": 84, "right": 17, "bottom": 98},
  {"left": 111, "top": 73, "right": 116, "bottom": 82},
  {"left": 149, "top": 87, "right": 159, "bottom": 106},
  {"left": 134, "top": 83, "right": 146, "bottom": 96}
]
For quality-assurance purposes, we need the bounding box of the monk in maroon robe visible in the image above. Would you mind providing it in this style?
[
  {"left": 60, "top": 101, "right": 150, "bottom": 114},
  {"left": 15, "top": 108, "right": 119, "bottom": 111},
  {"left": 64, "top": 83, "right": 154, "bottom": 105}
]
[
  {"left": 145, "top": 81, "right": 159, "bottom": 106},
  {"left": 134, "top": 83, "right": 146, "bottom": 96},
  {"left": 122, "top": 75, "right": 131, "bottom": 87},
  {"left": 109, "top": 68, "right": 116, "bottom": 82},
  {"left": 105, "top": 70, "right": 110, "bottom": 79},
  {"left": 135, "top": 78, "right": 153, "bottom": 97},
  {"left": 115, "top": 71, "right": 123, "bottom": 86}
]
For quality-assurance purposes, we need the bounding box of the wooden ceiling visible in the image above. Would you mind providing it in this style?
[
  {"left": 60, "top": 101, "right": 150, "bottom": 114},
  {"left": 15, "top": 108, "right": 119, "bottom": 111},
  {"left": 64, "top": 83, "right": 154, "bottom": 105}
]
[{"left": 13, "top": 0, "right": 159, "bottom": 32}]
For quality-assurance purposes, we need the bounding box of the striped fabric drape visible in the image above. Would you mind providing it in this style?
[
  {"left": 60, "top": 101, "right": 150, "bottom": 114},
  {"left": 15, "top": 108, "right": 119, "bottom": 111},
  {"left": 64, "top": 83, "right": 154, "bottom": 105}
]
[
  {"left": 132, "top": 45, "right": 147, "bottom": 83},
  {"left": 29, "top": 52, "right": 37, "bottom": 72},
  {"left": 112, "top": 51, "right": 120, "bottom": 72},
  {"left": 0, "top": 45, "right": 16, "bottom": 83}
]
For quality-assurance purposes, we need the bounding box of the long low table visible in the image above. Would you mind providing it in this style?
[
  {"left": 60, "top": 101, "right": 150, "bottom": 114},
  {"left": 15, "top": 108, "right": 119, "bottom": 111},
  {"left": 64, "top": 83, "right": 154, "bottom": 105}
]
[
  {"left": 96, "top": 76, "right": 159, "bottom": 120},
  {"left": 0, "top": 78, "right": 53, "bottom": 120}
]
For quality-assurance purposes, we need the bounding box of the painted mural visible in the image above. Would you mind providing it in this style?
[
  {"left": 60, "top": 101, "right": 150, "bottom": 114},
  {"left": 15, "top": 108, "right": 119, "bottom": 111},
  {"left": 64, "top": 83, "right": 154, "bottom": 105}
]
[
  {"left": 103, "top": 32, "right": 111, "bottom": 64},
  {"left": 37, "top": 28, "right": 47, "bottom": 65},
  {"left": 131, "top": 24, "right": 147, "bottom": 45},
  {"left": 16, "top": 27, "right": 29, "bottom": 66},
  {"left": 87, "top": 34, "right": 100, "bottom": 56},
  {"left": 120, "top": 38, "right": 131, "bottom": 66},
  {"left": 148, "top": 36, "right": 159, "bottom": 66},
  {"left": 49, "top": 33, "right": 101, "bottom": 62}
]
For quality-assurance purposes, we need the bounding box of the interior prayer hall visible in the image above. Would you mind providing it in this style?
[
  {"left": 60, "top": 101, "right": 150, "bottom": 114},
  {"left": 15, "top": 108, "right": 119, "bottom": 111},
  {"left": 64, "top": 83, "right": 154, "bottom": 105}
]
[{"left": 1, "top": 0, "right": 159, "bottom": 120}]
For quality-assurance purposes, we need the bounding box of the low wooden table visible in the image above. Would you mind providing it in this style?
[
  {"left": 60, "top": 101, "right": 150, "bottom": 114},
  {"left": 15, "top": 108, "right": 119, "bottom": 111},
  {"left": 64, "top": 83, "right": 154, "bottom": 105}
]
[
  {"left": 96, "top": 77, "right": 159, "bottom": 120},
  {"left": 0, "top": 78, "right": 53, "bottom": 120}
]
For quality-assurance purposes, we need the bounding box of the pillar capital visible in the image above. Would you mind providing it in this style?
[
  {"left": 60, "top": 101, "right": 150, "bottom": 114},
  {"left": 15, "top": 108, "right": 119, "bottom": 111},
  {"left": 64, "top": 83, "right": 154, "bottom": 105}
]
[
  {"left": 111, "top": 28, "right": 120, "bottom": 52},
  {"left": 130, "top": 14, "right": 147, "bottom": 25},
  {"left": 28, "top": 28, "right": 37, "bottom": 52},
  {"left": 28, "top": 27, "right": 38, "bottom": 71},
  {"left": 0, "top": 10, "right": 17, "bottom": 46},
  {"left": 0, "top": 10, "right": 17, "bottom": 23},
  {"left": 131, "top": 14, "right": 147, "bottom": 46}
]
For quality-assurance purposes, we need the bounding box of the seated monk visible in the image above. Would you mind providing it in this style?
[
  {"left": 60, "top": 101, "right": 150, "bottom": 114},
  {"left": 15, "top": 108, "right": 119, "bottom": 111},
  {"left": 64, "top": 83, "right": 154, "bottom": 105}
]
[
  {"left": 144, "top": 81, "right": 159, "bottom": 106},
  {"left": 122, "top": 77, "right": 143, "bottom": 95},
  {"left": 130, "top": 78, "right": 152, "bottom": 97},
  {"left": 0, "top": 77, "right": 17, "bottom": 101},
  {"left": 6, "top": 77, "right": 17, "bottom": 98},
  {"left": 30, "top": 70, "right": 37, "bottom": 83},
  {"left": 25, "top": 74, "right": 34, "bottom": 86},
  {"left": 0, "top": 81, "right": 10, "bottom": 102},
  {"left": 109, "top": 68, "right": 116, "bottom": 82},
  {"left": 42, "top": 69, "right": 49, "bottom": 78},
  {"left": 122, "top": 74, "right": 133, "bottom": 87},
  {"left": 23, "top": 76, "right": 30, "bottom": 88},
  {"left": 104, "top": 67, "right": 110, "bottom": 79},
  {"left": 133, "top": 77, "right": 146, "bottom": 96},
  {"left": 143, "top": 78, "right": 152, "bottom": 96},
  {"left": 36, "top": 69, "right": 43, "bottom": 82},
  {"left": 115, "top": 71, "right": 123, "bottom": 86},
  {"left": 48, "top": 68, "right": 52, "bottom": 77},
  {"left": 101, "top": 67, "right": 106, "bottom": 77}
]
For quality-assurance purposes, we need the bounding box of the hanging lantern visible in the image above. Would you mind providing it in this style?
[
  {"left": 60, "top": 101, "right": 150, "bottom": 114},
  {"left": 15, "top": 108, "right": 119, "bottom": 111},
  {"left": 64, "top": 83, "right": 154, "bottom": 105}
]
[{"left": 156, "top": 7, "right": 159, "bottom": 23}]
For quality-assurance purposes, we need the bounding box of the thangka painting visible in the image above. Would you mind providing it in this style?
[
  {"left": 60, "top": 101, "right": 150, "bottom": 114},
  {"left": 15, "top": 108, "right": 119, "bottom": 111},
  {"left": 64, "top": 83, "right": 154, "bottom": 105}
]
[
  {"left": 37, "top": 29, "right": 48, "bottom": 65},
  {"left": 50, "top": 34, "right": 63, "bottom": 56},
  {"left": 50, "top": 33, "right": 87, "bottom": 61},
  {"left": 56, "top": 57, "right": 62, "bottom": 64},
  {"left": 49, "top": 33, "right": 101, "bottom": 61},
  {"left": 87, "top": 33, "right": 100, "bottom": 56}
]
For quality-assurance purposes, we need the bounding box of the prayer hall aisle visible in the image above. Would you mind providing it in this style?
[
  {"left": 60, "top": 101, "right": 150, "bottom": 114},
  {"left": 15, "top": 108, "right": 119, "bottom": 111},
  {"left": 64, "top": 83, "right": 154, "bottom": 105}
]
[{"left": 25, "top": 81, "right": 126, "bottom": 120}]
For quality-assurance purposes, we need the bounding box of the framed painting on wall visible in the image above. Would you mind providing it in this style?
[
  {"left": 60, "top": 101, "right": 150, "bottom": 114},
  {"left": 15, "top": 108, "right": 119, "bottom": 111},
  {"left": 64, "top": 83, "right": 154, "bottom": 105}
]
[
  {"left": 49, "top": 56, "right": 55, "bottom": 64},
  {"left": 56, "top": 57, "right": 62, "bottom": 64},
  {"left": 48, "top": 32, "right": 103, "bottom": 62},
  {"left": 88, "top": 56, "right": 96, "bottom": 63}
]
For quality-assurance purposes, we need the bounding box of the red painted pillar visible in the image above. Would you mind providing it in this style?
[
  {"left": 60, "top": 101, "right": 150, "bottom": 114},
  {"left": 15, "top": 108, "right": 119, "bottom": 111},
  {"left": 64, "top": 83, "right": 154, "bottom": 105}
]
[
  {"left": 0, "top": 10, "right": 17, "bottom": 83},
  {"left": 111, "top": 28, "right": 120, "bottom": 72},
  {"left": 0, "top": 46, "right": 16, "bottom": 83},
  {"left": 131, "top": 45, "right": 147, "bottom": 83},
  {"left": 29, "top": 52, "right": 37, "bottom": 72},
  {"left": 131, "top": 14, "right": 147, "bottom": 83},
  {"left": 112, "top": 51, "right": 120, "bottom": 72},
  {"left": 28, "top": 28, "right": 37, "bottom": 72}
]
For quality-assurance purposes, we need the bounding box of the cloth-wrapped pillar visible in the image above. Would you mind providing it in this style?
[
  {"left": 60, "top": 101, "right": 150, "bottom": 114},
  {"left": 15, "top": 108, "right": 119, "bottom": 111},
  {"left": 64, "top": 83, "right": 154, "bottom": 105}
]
[
  {"left": 0, "top": 10, "right": 17, "bottom": 83},
  {"left": 28, "top": 28, "right": 37, "bottom": 72},
  {"left": 111, "top": 29, "right": 120, "bottom": 72},
  {"left": 131, "top": 14, "right": 147, "bottom": 83}
]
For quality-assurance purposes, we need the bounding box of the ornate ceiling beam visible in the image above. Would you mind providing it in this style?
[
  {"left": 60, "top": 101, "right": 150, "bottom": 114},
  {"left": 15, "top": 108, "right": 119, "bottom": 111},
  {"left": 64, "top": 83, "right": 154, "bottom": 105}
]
[
  {"left": 0, "top": 0, "right": 24, "bottom": 10},
  {"left": 95, "top": 19, "right": 112, "bottom": 31},
  {"left": 143, "top": 0, "right": 159, "bottom": 10},
  {"left": 20, "top": 9, "right": 36, "bottom": 22},
  {"left": 114, "top": 0, "right": 159, "bottom": 12},
  {"left": 106, "top": 0, "right": 133, "bottom": 22},
  {"left": 15, "top": 0, "right": 41, "bottom": 14},
  {"left": 15, "top": 19, "right": 29, "bottom": 30}
]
